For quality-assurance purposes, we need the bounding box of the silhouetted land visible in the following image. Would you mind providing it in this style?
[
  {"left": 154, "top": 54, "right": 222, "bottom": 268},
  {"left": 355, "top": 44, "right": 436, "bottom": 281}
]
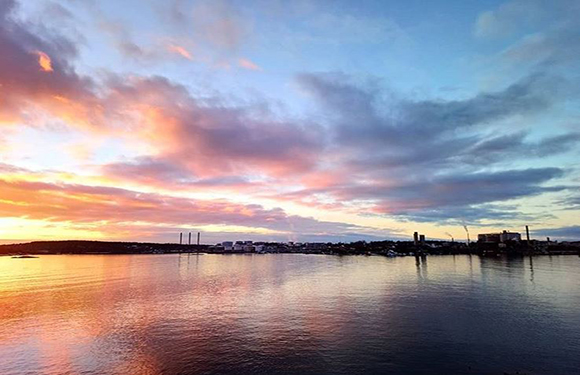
[
  {"left": 1, "top": 239, "right": 579, "bottom": 256},
  {"left": 0, "top": 241, "right": 208, "bottom": 255}
]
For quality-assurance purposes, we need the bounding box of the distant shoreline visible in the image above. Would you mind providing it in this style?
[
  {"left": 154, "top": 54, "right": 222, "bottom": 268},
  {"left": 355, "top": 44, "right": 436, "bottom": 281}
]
[{"left": 1, "top": 239, "right": 579, "bottom": 257}]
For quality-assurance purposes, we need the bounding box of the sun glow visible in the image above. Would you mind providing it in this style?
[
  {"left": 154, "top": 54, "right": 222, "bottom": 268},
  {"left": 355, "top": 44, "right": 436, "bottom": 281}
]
[{"left": 0, "top": 217, "right": 106, "bottom": 241}]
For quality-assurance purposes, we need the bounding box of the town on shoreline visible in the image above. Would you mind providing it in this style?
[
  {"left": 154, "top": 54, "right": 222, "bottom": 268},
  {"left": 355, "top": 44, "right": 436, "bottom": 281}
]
[{"left": 2, "top": 232, "right": 579, "bottom": 257}]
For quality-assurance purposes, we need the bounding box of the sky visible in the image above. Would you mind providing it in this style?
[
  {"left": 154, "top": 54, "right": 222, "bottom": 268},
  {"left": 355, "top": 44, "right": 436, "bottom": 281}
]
[{"left": 0, "top": 0, "right": 579, "bottom": 244}]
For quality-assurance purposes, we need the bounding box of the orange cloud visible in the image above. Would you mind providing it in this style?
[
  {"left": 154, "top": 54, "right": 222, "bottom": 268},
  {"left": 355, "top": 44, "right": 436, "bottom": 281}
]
[
  {"left": 33, "top": 51, "right": 53, "bottom": 72},
  {"left": 167, "top": 44, "right": 193, "bottom": 60},
  {"left": 238, "top": 58, "right": 261, "bottom": 71},
  {"left": 0, "top": 2, "right": 320, "bottom": 189},
  {"left": 0, "top": 176, "right": 376, "bottom": 242},
  {"left": 96, "top": 76, "right": 322, "bottom": 178}
]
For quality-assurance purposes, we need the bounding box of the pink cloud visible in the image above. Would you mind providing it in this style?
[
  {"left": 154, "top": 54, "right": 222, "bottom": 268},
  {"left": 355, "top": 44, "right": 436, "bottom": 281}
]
[
  {"left": 0, "top": 2, "right": 322, "bottom": 181},
  {"left": 99, "top": 76, "right": 323, "bottom": 177},
  {"left": 167, "top": 44, "right": 193, "bottom": 60},
  {"left": 238, "top": 58, "right": 262, "bottom": 71},
  {"left": 0, "top": 175, "right": 386, "bottom": 240},
  {"left": 1, "top": 0, "right": 572, "bottom": 232}
]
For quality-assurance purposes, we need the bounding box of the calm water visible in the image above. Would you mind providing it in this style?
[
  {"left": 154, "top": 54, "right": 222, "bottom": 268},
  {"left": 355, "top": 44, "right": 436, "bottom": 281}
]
[{"left": 0, "top": 254, "right": 579, "bottom": 375}]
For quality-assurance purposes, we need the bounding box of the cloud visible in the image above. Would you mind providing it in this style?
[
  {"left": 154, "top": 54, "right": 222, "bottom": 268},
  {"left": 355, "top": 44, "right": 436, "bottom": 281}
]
[
  {"left": 91, "top": 5, "right": 194, "bottom": 64},
  {"left": 500, "top": 25, "right": 580, "bottom": 70},
  {"left": 296, "top": 72, "right": 574, "bottom": 177},
  {"left": 474, "top": 0, "right": 542, "bottom": 38},
  {"left": 0, "top": 0, "right": 98, "bottom": 125},
  {"left": 149, "top": 0, "right": 258, "bottom": 67},
  {"left": 388, "top": 204, "right": 554, "bottom": 226},
  {"left": 462, "top": 132, "right": 580, "bottom": 164},
  {"left": 373, "top": 168, "right": 565, "bottom": 220},
  {"left": 481, "top": 0, "right": 580, "bottom": 77},
  {"left": 102, "top": 157, "right": 267, "bottom": 194},
  {"left": 102, "top": 157, "right": 196, "bottom": 185},
  {"left": 328, "top": 168, "right": 564, "bottom": 216},
  {"left": 297, "top": 72, "right": 565, "bottom": 149},
  {"left": 0, "top": 2, "right": 322, "bottom": 180},
  {"left": 100, "top": 75, "right": 324, "bottom": 177},
  {"left": 0, "top": 162, "right": 29, "bottom": 174},
  {"left": 101, "top": 157, "right": 262, "bottom": 192},
  {"left": 238, "top": 57, "right": 261, "bottom": 71},
  {"left": 291, "top": 73, "right": 575, "bottom": 221},
  {"left": 556, "top": 192, "right": 580, "bottom": 210},
  {"left": 533, "top": 226, "right": 580, "bottom": 241},
  {"left": 167, "top": 44, "right": 193, "bottom": 60},
  {"left": 42, "top": 1, "right": 74, "bottom": 22},
  {"left": 33, "top": 50, "right": 54, "bottom": 72},
  {"left": 0, "top": 176, "right": 391, "bottom": 241},
  {"left": 96, "top": 13, "right": 158, "bottom": 62},
  {"left": 1, "top": 0, "right": 577, "bottom": 236}
]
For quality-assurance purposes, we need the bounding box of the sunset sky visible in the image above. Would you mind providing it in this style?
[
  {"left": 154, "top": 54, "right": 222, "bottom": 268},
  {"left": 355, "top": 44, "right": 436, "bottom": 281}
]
[{"left": 1, "top": 0, "right": 579, "bottom": 244}]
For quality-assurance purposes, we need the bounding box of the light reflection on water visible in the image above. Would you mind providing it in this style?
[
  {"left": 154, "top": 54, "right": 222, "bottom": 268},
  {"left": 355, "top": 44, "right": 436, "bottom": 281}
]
[{"left": 0, "top": 254, "right": 579, "bottom": 374}]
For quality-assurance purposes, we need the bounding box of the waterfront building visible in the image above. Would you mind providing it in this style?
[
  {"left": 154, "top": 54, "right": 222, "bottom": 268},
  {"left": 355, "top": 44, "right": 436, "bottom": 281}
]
[{"left": 477, "top": 230, "right": 521, "bottom": 243}]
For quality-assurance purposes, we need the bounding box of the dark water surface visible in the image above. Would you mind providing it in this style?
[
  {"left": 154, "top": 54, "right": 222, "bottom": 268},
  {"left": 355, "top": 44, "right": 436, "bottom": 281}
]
[{"left": 0, "top": 254, "right": 579, "bottom": 374}]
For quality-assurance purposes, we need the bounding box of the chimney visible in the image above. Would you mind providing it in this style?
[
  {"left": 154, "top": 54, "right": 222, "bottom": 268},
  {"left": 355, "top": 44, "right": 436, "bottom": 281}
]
[
  {"left": 179, "top": 232, "right": 183, "bottom": 245},
  {"left": 197, "top": 232, "right": 200, "bottom": 246},
  {"left": 413, "top": 232, "right": 419, "bottom": 246},
  {"left": 526, "top": 225, "right": 530, "bottom": 244}
]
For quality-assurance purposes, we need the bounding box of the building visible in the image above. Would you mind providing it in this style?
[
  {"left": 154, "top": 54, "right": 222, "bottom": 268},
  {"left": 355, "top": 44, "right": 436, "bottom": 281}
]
[
  {"left": 478, "top": 230, "right": 521, "bottom": 243},
  {"left": 500, "top": 231, "right": 521, "bottom": 242},
  {"left": 478, "top": 233, "right": 500, "bottom": 243}
]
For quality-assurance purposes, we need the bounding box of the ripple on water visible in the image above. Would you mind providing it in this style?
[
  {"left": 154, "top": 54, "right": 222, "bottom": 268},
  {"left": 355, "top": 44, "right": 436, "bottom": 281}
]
[{"left": 0, "top": 254, "right": 579, "bottom": 374}]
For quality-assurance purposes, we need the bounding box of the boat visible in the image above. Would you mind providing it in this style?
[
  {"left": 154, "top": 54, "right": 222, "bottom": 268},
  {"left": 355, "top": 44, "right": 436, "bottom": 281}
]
[{"left": 11, "top": 255, "right": 39, "bottom": 259}]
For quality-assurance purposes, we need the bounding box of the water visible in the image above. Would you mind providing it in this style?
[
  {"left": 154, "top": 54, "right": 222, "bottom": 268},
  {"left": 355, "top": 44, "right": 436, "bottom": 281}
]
[{"left": 0, "top": 254, "right": 579, "bottom": 374}]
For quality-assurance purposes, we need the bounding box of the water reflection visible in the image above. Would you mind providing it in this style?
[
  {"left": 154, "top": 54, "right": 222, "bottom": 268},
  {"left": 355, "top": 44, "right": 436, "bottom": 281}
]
[
  {"left": 0, "top": 254, "right": 579, "bottom": 374},
  {"left": 415, "top": 254, "right": 428, "bottom": 281}
]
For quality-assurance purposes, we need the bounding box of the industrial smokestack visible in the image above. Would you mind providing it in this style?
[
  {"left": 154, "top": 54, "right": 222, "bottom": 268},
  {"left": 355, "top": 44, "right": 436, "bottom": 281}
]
[
  {"left": 463, "top": 225, "right": 470, "bottom": 245},
  {"left": 445, "top": 232, "right": 454, "bottom": 242},
  {"left": 197, "top": 232, "right": 200, "bottom": 246},
  {"left": 413, "top": 232, "right": 419, "bottom": 246},
  {"left": 188, "top": 232, "right": 191, "bottom": 245},
  {"left": 179, "top": 232, "right": 183, "bottom": 245},
  {"left": 526, "top": 225, "right": 530, "bottom": 245}
]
